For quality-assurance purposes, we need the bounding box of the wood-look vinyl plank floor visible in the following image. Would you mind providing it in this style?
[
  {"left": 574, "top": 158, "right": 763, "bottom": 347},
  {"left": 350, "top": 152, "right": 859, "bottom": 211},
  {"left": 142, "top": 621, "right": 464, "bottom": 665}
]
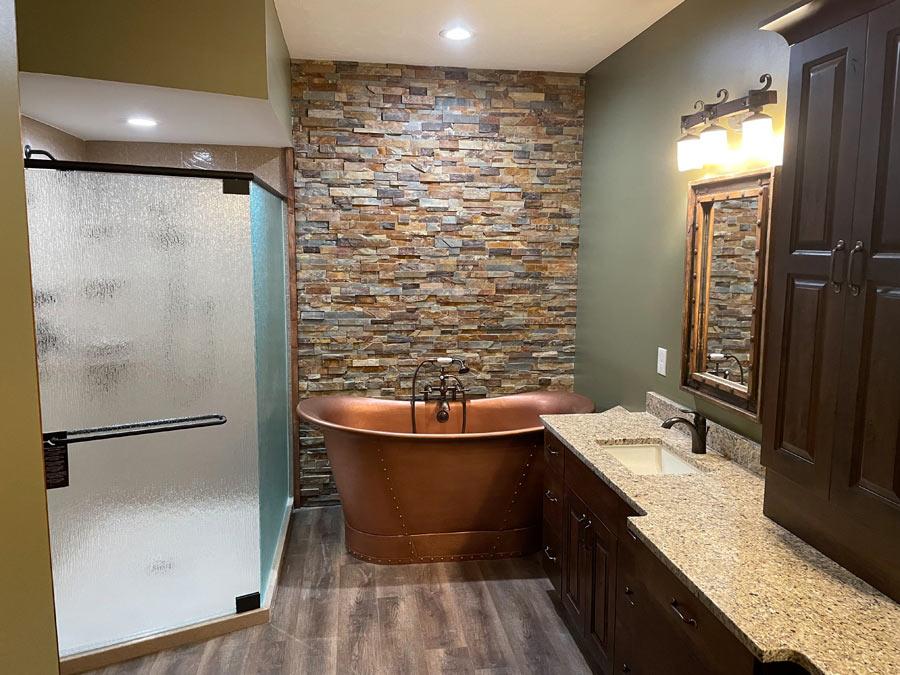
[{"left": 92, "top": 506, "right": 590, "bottom": 675}]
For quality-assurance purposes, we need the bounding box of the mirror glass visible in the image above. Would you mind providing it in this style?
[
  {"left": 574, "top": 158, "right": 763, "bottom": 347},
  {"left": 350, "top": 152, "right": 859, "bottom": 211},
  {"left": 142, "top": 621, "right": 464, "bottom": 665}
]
[{"left": 682, "top": 169, "right": 775, "bottom": 419}]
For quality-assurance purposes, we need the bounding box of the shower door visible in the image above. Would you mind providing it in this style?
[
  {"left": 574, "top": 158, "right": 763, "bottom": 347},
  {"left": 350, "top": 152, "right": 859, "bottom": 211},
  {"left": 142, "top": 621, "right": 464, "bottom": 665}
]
[{"left": 25, "top": 169, "right": 261, "bottom": 656}]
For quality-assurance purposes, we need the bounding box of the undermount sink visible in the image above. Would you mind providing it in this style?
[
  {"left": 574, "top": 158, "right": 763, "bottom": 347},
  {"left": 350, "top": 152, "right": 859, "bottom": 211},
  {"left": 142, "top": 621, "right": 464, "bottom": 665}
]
[{"left": 600, "top": 443, "right": 700, "bottom": 476}]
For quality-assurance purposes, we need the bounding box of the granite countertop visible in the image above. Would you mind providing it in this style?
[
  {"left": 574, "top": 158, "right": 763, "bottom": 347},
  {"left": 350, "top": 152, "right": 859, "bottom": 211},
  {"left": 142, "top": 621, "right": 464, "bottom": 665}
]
[{"left": 540, "top": 407, "right": 900, "bottom": 675}]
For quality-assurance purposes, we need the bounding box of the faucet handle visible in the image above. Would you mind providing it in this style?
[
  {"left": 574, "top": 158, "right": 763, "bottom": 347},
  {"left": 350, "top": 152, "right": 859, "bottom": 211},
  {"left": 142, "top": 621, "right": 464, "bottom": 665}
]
[{"left": 679, "top": 408, "right": 708, "bottom": 429}]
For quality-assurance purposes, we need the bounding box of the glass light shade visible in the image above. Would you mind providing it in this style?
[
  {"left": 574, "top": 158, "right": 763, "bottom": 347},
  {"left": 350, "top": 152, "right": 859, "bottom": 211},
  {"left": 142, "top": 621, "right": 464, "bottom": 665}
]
[
  {"left": 676, "top": 132, "right": 703, "bottom": 172},
  {"left": 700, "top": 123, "right": 729, "bottom": 165},
  {"left": 742, "top": 111, "right": 775, "bottom": 159}
]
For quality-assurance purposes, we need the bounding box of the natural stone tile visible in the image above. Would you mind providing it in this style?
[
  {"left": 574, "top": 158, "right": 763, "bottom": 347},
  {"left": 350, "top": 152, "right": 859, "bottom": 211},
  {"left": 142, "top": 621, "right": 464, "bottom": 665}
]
[{"left": 291, "top": 59, "right": 584, "bottom": 501}]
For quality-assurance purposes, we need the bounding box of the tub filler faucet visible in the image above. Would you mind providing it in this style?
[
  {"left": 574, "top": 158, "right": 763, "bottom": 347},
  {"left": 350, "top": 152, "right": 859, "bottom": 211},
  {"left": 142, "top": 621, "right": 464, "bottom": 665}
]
[{"left": 410, "top": 357, "right": 471, "bottom": 433}]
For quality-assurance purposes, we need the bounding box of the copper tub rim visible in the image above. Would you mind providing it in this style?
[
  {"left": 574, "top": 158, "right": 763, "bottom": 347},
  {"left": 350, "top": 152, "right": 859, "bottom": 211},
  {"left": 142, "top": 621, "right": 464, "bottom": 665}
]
[{"left": 295, "top": 391, "right": 593, "bottom": 441}]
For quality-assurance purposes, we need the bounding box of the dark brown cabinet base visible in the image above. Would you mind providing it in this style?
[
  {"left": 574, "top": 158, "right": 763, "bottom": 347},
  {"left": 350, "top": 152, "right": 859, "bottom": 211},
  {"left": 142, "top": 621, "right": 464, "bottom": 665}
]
[
  {"left": 761, "top": 0, "right": 900, "bottom": 602},
  {"left": 542, "top": 431, "right": 809, "bottom": 675}
]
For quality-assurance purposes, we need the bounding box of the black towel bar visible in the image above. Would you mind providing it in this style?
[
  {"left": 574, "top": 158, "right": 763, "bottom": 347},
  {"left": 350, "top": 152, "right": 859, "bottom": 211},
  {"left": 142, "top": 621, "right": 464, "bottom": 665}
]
[{"left": 42, "top": 414, "right": 227, "bottom": 489}]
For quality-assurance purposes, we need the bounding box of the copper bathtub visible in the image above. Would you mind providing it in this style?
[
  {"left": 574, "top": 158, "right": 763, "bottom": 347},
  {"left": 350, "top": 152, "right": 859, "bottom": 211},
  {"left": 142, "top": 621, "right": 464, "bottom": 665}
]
[{"left": 296, "top": 391, "right": 594, "bottom": 564}]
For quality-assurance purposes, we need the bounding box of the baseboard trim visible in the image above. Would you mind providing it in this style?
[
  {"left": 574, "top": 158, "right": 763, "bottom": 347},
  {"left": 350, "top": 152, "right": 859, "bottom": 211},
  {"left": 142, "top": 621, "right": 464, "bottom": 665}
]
[
  {"left": 60, "top": 501, "right": 294, "bottom": 674},
  {"left": 59, "top": 608, "right": 269, "bottom": 675},
  {"left": 263, "top": 497, "right": 294, "bottom": 606}
]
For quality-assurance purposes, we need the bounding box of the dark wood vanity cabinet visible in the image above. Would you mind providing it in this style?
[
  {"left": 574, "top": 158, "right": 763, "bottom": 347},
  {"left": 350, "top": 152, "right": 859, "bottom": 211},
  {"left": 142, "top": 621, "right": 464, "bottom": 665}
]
[
  {"left": 561, "top": 487, "right": 617, "bottom": 669},
  {"left": 540, "top": 433, "right": 803, "bottom": 674},
  {"left": 543, "top": 432, "right": 623, "bottom": 673},
  {"left": 615, "top": 528, "right": 755, "bottom": 675},
  {"left": 541, "top": 432, "right": 565, "bottom": 591},
  {"left": 761, "top": 0, "right": 900, "bottom": 601}
]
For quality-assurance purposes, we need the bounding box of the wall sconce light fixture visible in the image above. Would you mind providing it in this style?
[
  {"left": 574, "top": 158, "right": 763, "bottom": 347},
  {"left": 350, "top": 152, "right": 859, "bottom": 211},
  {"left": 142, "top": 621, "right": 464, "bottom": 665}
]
[
  {"left": 676, "top": 130, "right": 702, "bottom": 172},
  {"left": 677, "top": 74, "right": 779, "bottom": 172}
]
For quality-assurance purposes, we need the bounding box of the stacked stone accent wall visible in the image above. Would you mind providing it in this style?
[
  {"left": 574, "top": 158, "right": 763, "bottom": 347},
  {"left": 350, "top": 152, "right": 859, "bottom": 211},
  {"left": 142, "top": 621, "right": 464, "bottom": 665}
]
[
  {"left": 291, "top": 61, "right": 584, "bottom": 504},
  {"left": 706, "top": 197, "right": 758, "bottom": 384}
]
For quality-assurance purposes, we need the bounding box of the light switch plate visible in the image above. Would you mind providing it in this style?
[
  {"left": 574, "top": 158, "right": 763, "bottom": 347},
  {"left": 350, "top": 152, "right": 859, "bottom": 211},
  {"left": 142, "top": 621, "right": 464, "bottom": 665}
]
[{"left": 657, "top": 348, "right": 667, "bottom": 376}]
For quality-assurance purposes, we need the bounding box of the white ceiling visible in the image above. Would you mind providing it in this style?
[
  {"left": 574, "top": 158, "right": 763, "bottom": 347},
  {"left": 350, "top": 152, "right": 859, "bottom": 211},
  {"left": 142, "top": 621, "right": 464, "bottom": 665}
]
[
  {"left": 275, "top": 0, "right": 683, "bottom": 73},
  {"left": 19, "top": 73, "right": 291, "bottom": 147}
]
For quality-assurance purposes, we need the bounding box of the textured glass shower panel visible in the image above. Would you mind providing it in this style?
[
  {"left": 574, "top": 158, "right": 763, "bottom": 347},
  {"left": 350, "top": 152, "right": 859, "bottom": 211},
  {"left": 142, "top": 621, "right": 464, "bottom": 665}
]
[
  {"left": 250, "top": 184, "right": 291, "bottom": 600},
  {"left": 25, "top": 170, "right": 261, "bottom": 656}
]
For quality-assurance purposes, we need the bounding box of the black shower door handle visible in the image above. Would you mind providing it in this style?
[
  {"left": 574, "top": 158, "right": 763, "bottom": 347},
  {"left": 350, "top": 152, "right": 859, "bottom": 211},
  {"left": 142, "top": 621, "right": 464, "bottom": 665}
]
[{"left": 42, "top": 414, "right": 227, "bottom": 489}]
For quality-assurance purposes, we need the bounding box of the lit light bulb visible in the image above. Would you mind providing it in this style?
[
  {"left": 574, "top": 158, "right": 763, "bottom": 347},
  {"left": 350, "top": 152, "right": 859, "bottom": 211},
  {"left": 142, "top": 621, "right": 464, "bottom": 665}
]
[
  {"left": 127, "top": 117, "right": 157, "bottom": 127},
  {"left": 742, "top": 111, "right": 774, "bottom": 161},
  {"left": 676, "top": 131, "right": 703, "bottom": 172},
  {"left": 440, "top": 26, "right": 473, "bottom": 41},
  {"left": 699, "top": 123, "right": 729, "bottom": 166}
]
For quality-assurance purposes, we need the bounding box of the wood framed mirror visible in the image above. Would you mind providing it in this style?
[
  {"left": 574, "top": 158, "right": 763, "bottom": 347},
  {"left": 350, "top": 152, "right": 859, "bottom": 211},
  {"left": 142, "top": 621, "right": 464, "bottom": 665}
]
[{"left": 680, "top": 168, "right": 776, "bottom": 420}]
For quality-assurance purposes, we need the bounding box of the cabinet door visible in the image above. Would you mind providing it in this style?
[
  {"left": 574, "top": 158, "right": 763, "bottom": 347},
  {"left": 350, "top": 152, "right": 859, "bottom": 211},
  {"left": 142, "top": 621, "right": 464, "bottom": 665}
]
[
  {"left": 762, "top": 14, "right": 868, "bottom": 495},
  {"left": 562, "top": 490, "right": 588, "bottom": 624},
  {"left": 584, "top": 516, "right": 617, "bottom": 672},
  {"left": 831, "top": 0, "right": 900, "bottom": 567}
]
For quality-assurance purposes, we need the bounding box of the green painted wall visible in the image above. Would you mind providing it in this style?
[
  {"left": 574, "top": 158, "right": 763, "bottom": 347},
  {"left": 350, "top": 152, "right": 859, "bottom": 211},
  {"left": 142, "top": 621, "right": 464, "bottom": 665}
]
[
  {"left": 16, "top": 0, "right": 268, "bottom": 98},
  {"left": 576, "top": 0, "right": 791, "bottom": 440},
  {"left": 15, "top": 0, "right": 293, "bottom": 138},
  {"left": 0, "top": 0, "right": 60, "bottom": 671},
  {"left": 266, "top": 0, "right": 292, "bottom": 138}
]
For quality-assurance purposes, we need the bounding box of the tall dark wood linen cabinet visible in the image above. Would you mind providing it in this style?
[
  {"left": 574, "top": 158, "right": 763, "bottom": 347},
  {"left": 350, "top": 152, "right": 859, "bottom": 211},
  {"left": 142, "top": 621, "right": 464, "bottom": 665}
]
[{"left": 762, "top": 0, "right": 900, "bottom": 602}]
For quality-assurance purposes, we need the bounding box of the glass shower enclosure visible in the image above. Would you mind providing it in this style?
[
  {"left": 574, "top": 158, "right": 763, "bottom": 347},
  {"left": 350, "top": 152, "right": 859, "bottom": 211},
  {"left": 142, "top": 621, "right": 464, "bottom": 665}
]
[{"left": 24, "top": 162, "right": 292, "bottom": 656}]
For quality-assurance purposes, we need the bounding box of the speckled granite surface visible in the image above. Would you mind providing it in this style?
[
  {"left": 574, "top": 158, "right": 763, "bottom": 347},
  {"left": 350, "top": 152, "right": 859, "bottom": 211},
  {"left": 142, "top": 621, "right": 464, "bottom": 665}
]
[
  {"left": 540, "top": 407, "right": 900, "bottom": 675},
  {"left": 645, "top": 391, "right": 764, "bottom": 475}
]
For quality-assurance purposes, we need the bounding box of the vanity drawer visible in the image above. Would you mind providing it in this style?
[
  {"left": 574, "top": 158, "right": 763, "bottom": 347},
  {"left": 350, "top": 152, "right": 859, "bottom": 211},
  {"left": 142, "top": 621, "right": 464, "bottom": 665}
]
[
  {"left": 618, "top": 530, "right": 755, "bottom": 674},
  {"left": 615, "top": 580, "right": 707, "bottom": 675},
  {"left": 542, "top": 469, "right": 564, "bottom": 532},
  {"left": 541, "top": 522, "right": 562, "bottom": 592},
  {"left": 543, "top": 430, "right": 565, "bottom": 477}
]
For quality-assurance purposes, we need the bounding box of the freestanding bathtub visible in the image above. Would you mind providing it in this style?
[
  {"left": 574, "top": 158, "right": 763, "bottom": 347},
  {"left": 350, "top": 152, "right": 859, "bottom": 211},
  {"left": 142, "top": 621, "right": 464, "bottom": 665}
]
[{"left": 296, "top": 391, "right": 595, "bottom": 564}]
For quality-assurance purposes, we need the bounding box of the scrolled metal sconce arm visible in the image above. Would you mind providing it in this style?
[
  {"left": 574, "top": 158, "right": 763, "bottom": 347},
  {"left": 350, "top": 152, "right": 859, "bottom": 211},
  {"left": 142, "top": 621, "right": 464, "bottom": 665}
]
[{"left": 680, "top": 74, "right": 777, "bottom": 132}]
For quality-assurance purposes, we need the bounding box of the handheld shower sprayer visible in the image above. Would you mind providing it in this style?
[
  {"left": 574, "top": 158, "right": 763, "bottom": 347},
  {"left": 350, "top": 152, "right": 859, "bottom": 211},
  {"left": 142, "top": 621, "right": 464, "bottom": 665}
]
[
  {"left": 409, "top": 356, "right": 471, "bottom": 432},
  {"left": 435, "top": 356, "right": 470, "bottom": 373}
]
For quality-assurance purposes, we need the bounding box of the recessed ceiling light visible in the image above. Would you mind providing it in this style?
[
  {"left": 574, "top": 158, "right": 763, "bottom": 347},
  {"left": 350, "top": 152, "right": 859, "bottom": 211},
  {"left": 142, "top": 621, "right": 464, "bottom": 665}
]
[
  {"left": 440, "top": 26, "right": 473, "bottom": 41},
  {"left": 127, "top": 117, "right": 157, "bottom": 127}
]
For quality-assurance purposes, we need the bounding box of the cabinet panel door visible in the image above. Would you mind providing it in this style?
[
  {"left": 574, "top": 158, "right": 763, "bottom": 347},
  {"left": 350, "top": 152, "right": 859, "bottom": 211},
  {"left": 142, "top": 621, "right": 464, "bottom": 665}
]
[
  {"left": 832, "top": 0, "right": 900, "bottom": 556},
  {"left": 561, "top": 490, "right": 588, "bottom": 624},
  {"left": 762, "top": 14, "right": 868, "bottom": 494},
  {"left": 584, "top": 516, "right": 617, "bottom": 672}
]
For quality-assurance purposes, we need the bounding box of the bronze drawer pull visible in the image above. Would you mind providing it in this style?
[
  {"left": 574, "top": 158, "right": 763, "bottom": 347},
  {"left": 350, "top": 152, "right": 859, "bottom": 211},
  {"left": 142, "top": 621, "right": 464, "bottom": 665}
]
[
  {"left": 543, "top": 546, "right": 558, "bottom": 562},
  {"left": 575, "top": 512, "right": 588, "bottom": 523},
  {"left": 546, "top": 444, "right": 560, "bottom": 456},
  {"left": 624, "top": 585, "right": 636, "bottom": 607},
  {"left": 544, "top": 489, "right": 559, "bottom": 503},
  {"left": 829, "top": 239, "right": 846, "bottom": 293},
  {"left": 670, "top": 598, "right": 698, "bottom": 627},
  {"left": 847, "top": 240, "right": 865, "bottom": 296}
]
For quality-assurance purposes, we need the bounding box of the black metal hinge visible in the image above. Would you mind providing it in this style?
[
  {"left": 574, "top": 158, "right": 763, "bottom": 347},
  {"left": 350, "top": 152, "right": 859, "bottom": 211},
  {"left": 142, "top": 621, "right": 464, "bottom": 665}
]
[
  {"left": 42, "top": 432, "right": 69, "bottom": 489},
  {"left": 222, "top": 178, "right": 250, "bottom": 195},
  {"left": 236, "top": 592, "right": 261, "bottom": 614}
]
